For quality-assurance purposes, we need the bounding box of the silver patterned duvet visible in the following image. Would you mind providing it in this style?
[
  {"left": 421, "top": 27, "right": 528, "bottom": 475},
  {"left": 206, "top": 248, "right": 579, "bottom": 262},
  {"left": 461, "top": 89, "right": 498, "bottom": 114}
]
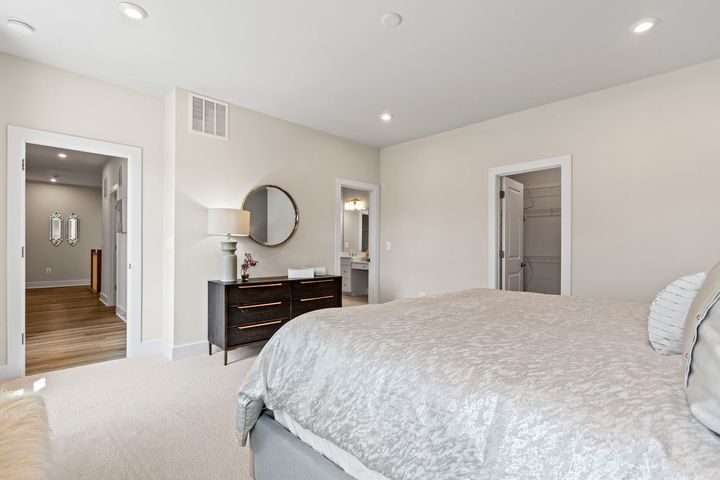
[{"left": 237, "top": 289, "right": 720, "bottom": 479}]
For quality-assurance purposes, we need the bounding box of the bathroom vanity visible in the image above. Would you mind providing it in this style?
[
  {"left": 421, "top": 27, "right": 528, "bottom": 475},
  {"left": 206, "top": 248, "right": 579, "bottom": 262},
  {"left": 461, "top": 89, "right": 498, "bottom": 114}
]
[{"left": 340, "top": 257, "right": 369, "bottom": 296}]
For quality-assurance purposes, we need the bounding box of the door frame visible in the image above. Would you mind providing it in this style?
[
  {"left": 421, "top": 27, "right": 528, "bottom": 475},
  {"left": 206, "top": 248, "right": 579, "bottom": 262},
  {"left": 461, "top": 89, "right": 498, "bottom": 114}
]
[
  {"left": 487, "top": 155, "right": 572, "bottom": 295},
  {"left": 334, "top": 178, "right": 380, "bottom": 304},
  {"left": 4, "top": 126, "right": 143, "bottom": 379}
]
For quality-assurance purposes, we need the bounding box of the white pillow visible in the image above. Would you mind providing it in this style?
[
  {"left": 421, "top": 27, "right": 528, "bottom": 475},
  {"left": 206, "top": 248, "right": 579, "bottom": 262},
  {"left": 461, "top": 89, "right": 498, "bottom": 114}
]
[{"left": 648, "top": 272, "right": 707, "bottom": 354}]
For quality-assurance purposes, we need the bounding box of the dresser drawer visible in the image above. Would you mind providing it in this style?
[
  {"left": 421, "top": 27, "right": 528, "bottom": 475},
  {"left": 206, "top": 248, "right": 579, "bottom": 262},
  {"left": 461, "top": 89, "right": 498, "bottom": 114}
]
[
  {"left": 227, "top": 301, "right": 291, "bottom": 327},
  {"left": 292, "top": 278, "right": 338, "bottom": 299},
  {"left": 292, "top": 295, "right": 340, "bottom": 317},
  {"left": 227, "top": 282, "right": 291, "bottom": 305},
  {"left": 226, "top": 320, "right": 286, "bottom": 346}
]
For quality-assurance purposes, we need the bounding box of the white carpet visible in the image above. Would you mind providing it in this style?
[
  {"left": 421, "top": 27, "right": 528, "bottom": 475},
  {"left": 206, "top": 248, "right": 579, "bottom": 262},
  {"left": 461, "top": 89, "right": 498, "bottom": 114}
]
[{"left": 1, "top": 346, "right": 262, "bottom": 480}]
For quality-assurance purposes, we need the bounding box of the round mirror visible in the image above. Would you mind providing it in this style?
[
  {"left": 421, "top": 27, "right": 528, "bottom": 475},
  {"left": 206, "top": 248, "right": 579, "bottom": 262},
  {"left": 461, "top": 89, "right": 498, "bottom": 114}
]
[{"left": 242, "top": 185, "right": 299, "bottom": 247}]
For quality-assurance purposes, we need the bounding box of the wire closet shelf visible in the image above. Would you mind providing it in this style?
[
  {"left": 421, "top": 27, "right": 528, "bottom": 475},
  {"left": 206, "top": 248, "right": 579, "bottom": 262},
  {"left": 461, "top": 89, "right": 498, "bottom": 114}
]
[{"left": 523, "top": 184, "right": 561, "bottom": 218}]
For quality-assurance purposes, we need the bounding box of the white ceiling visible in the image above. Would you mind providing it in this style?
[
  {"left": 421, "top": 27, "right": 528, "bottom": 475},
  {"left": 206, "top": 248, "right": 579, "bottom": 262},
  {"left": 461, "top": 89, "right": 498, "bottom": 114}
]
[
  {"left": 26, "top": 144, "right": 111, "bottom": 187},
  {"left": 1, "top": 1, "right": 720, "bottom": 147}
]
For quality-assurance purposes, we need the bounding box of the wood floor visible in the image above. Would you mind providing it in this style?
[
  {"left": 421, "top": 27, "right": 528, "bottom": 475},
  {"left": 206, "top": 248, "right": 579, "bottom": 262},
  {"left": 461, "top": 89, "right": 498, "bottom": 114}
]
[
  {"left": 25, "top": 286, "right": 126, "bottom": 375},
  {"left": 342, "top": 295, "right": 368, "bottom": 307}
]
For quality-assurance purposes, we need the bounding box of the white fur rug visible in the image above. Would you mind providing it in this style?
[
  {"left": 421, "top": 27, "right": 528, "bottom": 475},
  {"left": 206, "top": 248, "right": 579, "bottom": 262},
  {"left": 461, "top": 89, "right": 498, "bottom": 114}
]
[
  {"left": 0, "top": 392, "right": 50, "bottom": 479},
  {"left": 1, "top": 348, "right": 261, "bottom": 480}
]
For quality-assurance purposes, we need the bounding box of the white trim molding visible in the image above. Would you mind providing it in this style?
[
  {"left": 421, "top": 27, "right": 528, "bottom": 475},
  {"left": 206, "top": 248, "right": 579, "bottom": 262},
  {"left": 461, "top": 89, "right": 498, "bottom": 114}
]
[
  {"left": 170, "top": 341, "right": 209, "bottom": 361},
  {"left": 487, "top": 155, "right": 572, "bottom": 295},
  {"left": 3, "top": 126, "right": 146, "bottom": 379},
  {"left": 334, "top": 178, "right": 380, "bottom": 304},
  {"left": 26, "top": 279, "right": 90, "bottom": 289}
]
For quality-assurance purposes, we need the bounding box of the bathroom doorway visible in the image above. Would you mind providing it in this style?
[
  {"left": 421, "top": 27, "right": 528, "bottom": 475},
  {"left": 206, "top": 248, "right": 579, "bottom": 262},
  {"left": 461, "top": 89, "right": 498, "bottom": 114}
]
[{"left": 334, "top": 179, "right": 380, "bottom": 305}]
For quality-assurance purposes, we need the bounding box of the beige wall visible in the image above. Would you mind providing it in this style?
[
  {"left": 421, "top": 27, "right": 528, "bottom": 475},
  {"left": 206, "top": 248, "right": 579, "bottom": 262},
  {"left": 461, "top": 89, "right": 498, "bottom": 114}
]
[
  {"left": 169, "top": 88, "right": 379, "bottom": 346},
  {"left": 25, "top": 181, "right": 102, "bottom": 284},
  {"left": 380, "top": 59, "right": 720, "bottom": 304},
  {"left": 0, "top": 52, "right": 165, "bottom": 365}
]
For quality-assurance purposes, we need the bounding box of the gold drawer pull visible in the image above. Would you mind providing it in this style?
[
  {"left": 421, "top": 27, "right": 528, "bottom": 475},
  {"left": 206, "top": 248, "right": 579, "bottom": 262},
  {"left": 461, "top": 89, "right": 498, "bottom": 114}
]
[
  {"left": 300, "top": 295, "right": 335, "bottom": 302},
  {"left": 236, "top": 320, "right": 282, "bottom": 330},
  {"left": 235, "top": 301, "right": 282, "bottom": 309},
  {"left": 300, "top": 279, "right": 334, "bottom": 284},
  {"left": 238, "top": 283, "right": 284, "bottom": 289}
]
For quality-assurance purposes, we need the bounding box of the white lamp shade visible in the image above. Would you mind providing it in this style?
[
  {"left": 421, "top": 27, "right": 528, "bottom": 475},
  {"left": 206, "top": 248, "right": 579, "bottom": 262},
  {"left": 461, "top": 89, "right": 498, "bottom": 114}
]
[{"left": 207, "top": 208, "right": 250, "bottom": 236}]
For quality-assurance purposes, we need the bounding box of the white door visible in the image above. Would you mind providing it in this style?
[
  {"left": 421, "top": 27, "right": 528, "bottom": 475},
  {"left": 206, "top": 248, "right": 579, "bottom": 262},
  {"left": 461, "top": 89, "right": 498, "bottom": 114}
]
[{"left": 501, "top": 177, "right": 524, "bottom": 291}]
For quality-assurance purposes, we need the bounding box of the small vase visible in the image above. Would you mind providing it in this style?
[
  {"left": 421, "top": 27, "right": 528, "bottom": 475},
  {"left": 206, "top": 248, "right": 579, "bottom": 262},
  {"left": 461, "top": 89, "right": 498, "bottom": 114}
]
[{"left": 241, "top": 273, "right": 250, "bottom": 282}]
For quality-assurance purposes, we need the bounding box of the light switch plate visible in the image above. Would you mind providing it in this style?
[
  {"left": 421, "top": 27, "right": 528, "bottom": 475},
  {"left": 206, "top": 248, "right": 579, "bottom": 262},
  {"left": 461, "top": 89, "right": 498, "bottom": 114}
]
[{"left": 385, "top": 241, "right": 392, "bottom": 250}]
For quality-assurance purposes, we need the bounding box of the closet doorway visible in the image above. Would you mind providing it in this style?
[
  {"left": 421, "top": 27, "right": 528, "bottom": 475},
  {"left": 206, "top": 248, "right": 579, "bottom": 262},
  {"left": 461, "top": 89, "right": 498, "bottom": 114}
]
[{"left": 488, "top": 155, "right": 572, "bottom": 296}]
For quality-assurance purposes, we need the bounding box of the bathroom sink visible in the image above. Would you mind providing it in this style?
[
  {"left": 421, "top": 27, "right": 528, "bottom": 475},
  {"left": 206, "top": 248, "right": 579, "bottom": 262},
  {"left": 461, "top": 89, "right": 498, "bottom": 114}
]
[{"left": 352, "top": 256, "right": 369, "bottom": 262}]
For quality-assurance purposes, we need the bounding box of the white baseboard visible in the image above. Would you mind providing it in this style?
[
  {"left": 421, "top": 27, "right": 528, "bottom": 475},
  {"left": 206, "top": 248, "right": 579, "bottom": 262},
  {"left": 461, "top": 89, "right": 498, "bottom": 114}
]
[
  {"left": 99, "top": 293, "right": 111, "bottom": 306},
  {"left": 0, "top": 364, "right": 18, "bottom": 381},
  {"left": 116, "top": 307, "right": 127, "bottom": 322},
  {"left": 25, "top": 279, "right": 90, "bottom": 289},
  {"left": 127, "top": 339, "right": 170, "bottom": 359},
  {"left": 170, "top": 341, "right": 208, "bottom": 361},
  {"left": 139, "top": 340, "right": 208, "bottom": 361}
]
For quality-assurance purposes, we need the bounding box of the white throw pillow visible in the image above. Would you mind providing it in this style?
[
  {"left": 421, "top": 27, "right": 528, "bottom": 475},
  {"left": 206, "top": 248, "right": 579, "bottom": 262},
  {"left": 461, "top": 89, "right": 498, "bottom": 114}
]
[
  {"left": 684, "top": 259, "right": 720, "bottom": 434},
  {"left": 648, "top": 272, "right": 707, "bottom": 354}
]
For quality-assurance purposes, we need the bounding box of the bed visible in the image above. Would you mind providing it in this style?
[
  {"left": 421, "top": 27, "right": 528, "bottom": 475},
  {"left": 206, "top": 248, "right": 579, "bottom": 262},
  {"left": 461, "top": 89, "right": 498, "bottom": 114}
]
[{"left": 237, "top": 288, "right": 720, "bottom": 479}]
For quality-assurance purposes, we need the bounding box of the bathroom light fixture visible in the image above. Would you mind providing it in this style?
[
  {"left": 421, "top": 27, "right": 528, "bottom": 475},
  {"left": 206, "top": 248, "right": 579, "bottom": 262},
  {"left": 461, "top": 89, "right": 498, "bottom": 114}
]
[
  {"left": 119, "top": 2, "right": 148, "bottom": 20},
  {"left": 50, "top": 176, "right": 58, "bottom": 183},
  {"left": 344, "top": 198, "right": 366, "bottom": 211},
  {"left": 7, "top": 19, "right": 35, "bottom": 34},
  {"left": 380, "top": 13, "right": 403, "bottom": 28},
  {"left": 57, "top": 152, "right": 67, "bottom": 159},
  {"left": 379, "top": 112, "right": 393, "bottom": 123},
  {"left": 630, "top": 17, "right": 659, "bottom": 34}
]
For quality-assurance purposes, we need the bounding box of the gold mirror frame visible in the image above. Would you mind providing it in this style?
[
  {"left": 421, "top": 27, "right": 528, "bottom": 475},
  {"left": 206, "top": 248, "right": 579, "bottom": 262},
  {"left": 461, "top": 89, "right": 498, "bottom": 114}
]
[{"left": 242, "top": 184, "right": 299, "bottom": 248}]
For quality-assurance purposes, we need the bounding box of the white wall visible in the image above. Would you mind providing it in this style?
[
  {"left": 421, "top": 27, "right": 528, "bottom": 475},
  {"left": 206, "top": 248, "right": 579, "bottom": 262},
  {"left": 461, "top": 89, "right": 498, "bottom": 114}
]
[
  {"left": 25, "top": 181, "right": 102, "bottom": 285},
  {"left": 380, "top": 59, "right": 720, "bottom": 304},
  {"left": 0, "top": 52, "right": 165, "bottom": 366},
  {"left": 169, "top": 88, "right": 379, "bottom": 347}
]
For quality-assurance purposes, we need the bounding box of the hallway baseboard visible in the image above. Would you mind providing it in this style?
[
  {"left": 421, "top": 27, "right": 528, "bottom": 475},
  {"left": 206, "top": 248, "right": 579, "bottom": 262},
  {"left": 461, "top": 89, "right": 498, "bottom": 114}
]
[{"left": 26, "top": 279, "right": 90, "bottom": 289}]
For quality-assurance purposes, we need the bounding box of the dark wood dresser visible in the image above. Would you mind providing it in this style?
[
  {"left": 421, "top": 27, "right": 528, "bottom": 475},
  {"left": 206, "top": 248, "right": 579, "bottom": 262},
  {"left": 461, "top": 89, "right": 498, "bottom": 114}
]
[{"left": 208, "top": 275, "right": 342, "bottom": 365}]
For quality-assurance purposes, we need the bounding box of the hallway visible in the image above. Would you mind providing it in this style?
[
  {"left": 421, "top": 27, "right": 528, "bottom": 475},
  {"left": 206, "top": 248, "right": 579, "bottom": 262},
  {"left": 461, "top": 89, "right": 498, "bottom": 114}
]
[{"left": 25, "top": 286, "right": 126, "bottom": 375}]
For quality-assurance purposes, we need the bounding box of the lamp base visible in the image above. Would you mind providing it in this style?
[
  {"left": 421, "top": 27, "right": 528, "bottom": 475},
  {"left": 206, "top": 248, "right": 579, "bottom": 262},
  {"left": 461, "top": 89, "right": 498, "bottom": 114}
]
[{"left": 219, "top": 239, "right": 238, "bottom": 282}]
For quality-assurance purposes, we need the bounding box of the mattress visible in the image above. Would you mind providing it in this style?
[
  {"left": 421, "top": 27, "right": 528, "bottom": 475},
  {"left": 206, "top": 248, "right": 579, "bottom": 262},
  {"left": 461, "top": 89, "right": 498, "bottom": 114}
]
[{"left": 237, "top": 288, "right": 720, "bottom": 479}]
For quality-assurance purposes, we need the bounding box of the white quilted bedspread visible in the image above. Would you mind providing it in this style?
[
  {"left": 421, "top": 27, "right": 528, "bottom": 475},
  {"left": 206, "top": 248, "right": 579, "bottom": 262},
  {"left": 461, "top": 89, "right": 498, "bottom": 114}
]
[{"left": 237, "top": 289, "right": 720, "bottom": 480}]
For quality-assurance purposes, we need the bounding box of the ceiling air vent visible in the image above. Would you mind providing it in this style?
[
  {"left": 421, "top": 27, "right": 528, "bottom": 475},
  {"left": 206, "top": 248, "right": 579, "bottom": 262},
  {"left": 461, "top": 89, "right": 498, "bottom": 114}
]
[{"left": 189, "top": 93, "right": 228, "bottom": 139}]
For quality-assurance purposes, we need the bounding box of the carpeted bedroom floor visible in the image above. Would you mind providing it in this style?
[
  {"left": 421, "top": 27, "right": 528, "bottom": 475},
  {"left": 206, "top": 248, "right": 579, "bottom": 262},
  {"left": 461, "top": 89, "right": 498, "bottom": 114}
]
[{"left": 1, "top": 346, "right": 263, "bottom": 480}]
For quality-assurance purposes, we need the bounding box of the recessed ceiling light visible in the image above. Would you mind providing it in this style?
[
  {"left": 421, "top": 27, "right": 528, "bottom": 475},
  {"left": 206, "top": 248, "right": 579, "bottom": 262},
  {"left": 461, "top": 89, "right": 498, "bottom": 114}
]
[
  {"left": 380, "top": 13, "right": 403, "bottom": 28},
  {"left": 7, "top": 19, "right": 35, "bottom": 35},
  {"left": 379, "top": 112, "right": 393, "bottom": 123},
  {"left": 119, "top": 2, "right": 148, "bottom": 20},
  {"left": 630, "top": 17, "right": 659, "bottom": 34},
  {"left": 57, "top": 153, "right": 67, "bottom": 159}
]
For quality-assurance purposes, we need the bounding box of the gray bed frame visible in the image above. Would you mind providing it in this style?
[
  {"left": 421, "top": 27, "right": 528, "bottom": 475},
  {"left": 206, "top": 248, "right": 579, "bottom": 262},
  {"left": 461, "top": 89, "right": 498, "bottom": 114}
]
[{"left": 249, "top": 410, "right": 353, "bottom": 480}]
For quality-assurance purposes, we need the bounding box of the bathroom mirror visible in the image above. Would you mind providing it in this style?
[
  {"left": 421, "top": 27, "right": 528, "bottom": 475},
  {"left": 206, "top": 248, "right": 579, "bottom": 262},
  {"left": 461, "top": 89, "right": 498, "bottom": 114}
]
[
  {"left": 242, "top": 185, "right": 299, "bottom": 247},
  {"left": 49, "top": 211, "right": 63, "bottom": 246},
  {"left": 67, "top": 213, "right": 79, "bottom": 246}
]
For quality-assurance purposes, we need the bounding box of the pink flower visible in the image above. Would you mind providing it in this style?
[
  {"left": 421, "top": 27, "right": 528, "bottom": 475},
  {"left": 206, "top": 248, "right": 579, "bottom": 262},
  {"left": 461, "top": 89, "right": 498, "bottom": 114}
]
[{"left": 241, "top": 253, "right": 258, "bottom": 273}]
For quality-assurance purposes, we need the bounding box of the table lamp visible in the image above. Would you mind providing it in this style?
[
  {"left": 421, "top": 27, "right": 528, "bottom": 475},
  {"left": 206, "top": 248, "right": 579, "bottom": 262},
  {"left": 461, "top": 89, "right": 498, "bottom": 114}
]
[{"left": 207, "top": 208, "right": 250, "bottom": 282}]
